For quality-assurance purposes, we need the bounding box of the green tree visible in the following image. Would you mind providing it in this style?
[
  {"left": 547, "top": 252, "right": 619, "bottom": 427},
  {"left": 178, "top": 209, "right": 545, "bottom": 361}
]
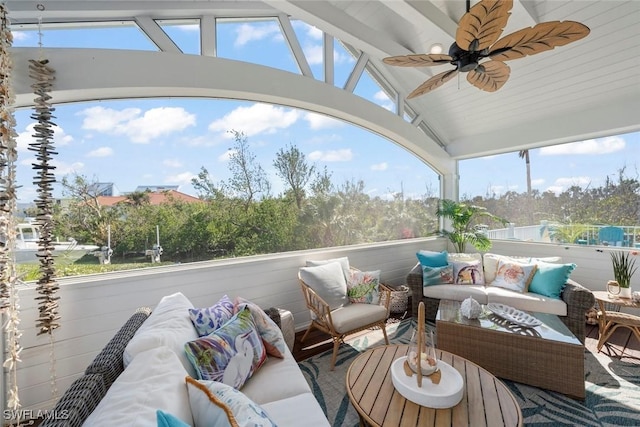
[
  {"left": 273, "top": 143, "right": 315, "bottom": 209},
  {"left": 227, "top": 130, "right": 270, "bottom": 208}
]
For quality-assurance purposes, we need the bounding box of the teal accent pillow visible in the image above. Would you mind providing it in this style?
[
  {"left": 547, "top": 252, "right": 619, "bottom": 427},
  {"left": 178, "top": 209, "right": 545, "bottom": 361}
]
[
  {"left": 529, "top": 262, "right": 576, "bottom": 299},
  {"left": 416, "top": 250, "right": 448, "bottom": 267},
  {"left": 184, "top": 307, "right": 267, "bottom": 389},
  {"left": 157, "top": 410, "right": 190, "bottom": 427},
  {"left": 422, "top": 265, "right": 454, "bottom": 286}
]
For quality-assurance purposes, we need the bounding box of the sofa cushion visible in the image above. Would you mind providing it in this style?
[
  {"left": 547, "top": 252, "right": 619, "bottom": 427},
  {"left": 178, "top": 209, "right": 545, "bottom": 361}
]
[
  {"left": 261, "top": 393, "right": 331, "bottom": 427},
  {"left": 184, "top": 306, "right": 267, "bottom": 389},
  {"left": 422, "top": 265, "right": 454, "bottom": 286},
  {"left": 84, "top": 346, "right": 193, "bottom": 427},
  {"left": 423, "top": 284, "right": 488, "bottom": 304},
  {"left": 529, "top": 262, "right": 576, "bottom": 299},
  {"left": 189, "top": 294, "right": 235, "bottom": 337},
  {"left": 305, "top": 256, "right": 350, "bottom": 280},
  {"left": 123, "top": 292, "right": 199, "bottom": 378},
  {"left": 486, "top": 287, "right": 567, "bottom": 316},
  {"left": 241, "top": 345, "right": 312, "bottom": 405},
  {"left": 234, "top": 297, "right": 286, "bottom": 359},
  {"left": 451, "top": 259, "right": 485, "bottom": 285},
  {"left": 347, "top": 269, "right": 381, "bottom": 304},
  {"left": 327, "top": 303, "right": 387, "bottom": 334},
  {"left": 483, "top": 253, "right": 531, "bottom": 284},
  {"left": 186, "top": 377, "right": 277, "bottom": 427},
  {"left": 299, "top": 262, "right": 349, "bottom": 310},
  {"left": 416, "top": 250, "right": 448, "bottom": 267},
  {"left": 489, "top": 260, "right": 537, "bottom": 293}
]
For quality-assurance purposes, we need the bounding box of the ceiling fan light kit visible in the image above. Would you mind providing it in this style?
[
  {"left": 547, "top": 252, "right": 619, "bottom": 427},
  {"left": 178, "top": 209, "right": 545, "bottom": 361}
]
[{"left": 383, "top": 0, "right": 590, "bottom": 97}]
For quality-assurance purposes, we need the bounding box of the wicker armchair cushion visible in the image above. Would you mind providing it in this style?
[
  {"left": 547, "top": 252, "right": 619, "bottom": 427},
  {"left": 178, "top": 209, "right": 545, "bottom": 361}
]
[
  {"left": 328, "top": 303, "right": 387, "bottom": 334},
  {"left": 305, "top": 256, "right": 350, "bottom": 280},
  {"left": 299, "top": 262, "right": 349, "bottom": 310},
  {"left": 39, "top": 374, "right": 106, "bottom": 427}
]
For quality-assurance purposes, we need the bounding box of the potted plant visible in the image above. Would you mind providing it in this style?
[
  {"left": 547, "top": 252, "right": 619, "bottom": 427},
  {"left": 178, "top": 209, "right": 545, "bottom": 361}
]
[
  {"left": 610, "top": 251, "right": 637, "bottom": 299},
  {"left": 435, "top": 199, "right": 509, "bottom": 253}
]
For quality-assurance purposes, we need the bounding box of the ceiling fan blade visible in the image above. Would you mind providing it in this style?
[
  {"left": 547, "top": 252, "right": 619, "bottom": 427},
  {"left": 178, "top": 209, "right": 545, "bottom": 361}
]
[
  {"left": 456, "top": 0, "right": 512, "bottom": 52},
  {"left": 383, "top": 54, "right": 452, "bottom": 67},
  {"left": 407, "top": 69, "right": 459, "bottom": 99},
  {"left": 467, "top": 60, "right": 510, "bottom": 92},
  {"left": 489, "top": 21, "right": 590, "bottom": 61}
]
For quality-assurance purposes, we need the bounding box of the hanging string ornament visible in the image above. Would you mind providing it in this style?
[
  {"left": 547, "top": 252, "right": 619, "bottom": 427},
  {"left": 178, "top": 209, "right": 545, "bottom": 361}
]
[
  {"left": 0, "top": 1, "right": 24, "bottom": 412},
  {"left": 28, "top": 20, "right": 60, "bottom": 335}
]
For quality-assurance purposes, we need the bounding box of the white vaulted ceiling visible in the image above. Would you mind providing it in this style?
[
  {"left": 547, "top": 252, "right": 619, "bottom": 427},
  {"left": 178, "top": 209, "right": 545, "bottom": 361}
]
[{"left": 6, "top": 0, "right": 640, "bottom": 173}]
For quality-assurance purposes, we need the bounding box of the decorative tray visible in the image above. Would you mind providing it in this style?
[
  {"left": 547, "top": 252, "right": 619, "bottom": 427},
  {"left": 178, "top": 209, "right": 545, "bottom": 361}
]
[
  {"left": 486, "top": 303, "right": 542, "bottom": 327},
  {"left": 390, "top": 356, "right": 464, "bottom": 408}
]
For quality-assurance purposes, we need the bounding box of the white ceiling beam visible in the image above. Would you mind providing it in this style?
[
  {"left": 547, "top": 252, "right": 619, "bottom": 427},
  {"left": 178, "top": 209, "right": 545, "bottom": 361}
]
[
  {"left": 135, "top": 16, "right": 181, "bottom": 53},
  {"left": 389, "top": 1, "right": 458, "bottom": 39},
  {"left": 200, "top": 15, "right": 216, "bottom": 57},
  {"left": 343, "top": 52, "right": 369, "bottom": 93},
  {"left": 324, "top": 33, "right": 334, "bottom": 85},
  {"left": 277, "top": 14, "right": 313, "bottom": 78}
]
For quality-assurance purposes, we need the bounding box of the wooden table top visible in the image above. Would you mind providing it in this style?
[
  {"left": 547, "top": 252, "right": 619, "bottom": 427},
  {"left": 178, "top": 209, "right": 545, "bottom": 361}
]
[
  {"left": 592, "top": 291, "right": 640, "bottom": 308},
  {"left": 345, "top": 344, "right": 522, "bottom": 427}
]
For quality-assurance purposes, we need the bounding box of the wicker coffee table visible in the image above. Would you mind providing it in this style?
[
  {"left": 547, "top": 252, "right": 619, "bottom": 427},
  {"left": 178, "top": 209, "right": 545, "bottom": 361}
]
[
  {"left": 436, "top": 300, "right": 585, "bottom": 399},
  {"left": 346, "top": 344, "right": 522, "bottom": 427}
]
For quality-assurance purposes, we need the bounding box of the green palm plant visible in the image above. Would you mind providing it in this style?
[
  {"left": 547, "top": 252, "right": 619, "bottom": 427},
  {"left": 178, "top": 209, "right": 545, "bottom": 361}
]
[
  {"left": 435, "top": 199, "right": 509, "bottom": 253},
  {"left": 610, "top": 251, "right": 637, "bottom": 289}
]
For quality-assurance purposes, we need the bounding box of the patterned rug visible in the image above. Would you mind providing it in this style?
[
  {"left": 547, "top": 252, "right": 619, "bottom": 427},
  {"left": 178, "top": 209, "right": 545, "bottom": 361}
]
[{"left": 298, "top": 318, "right": 640, "bottom": 426}]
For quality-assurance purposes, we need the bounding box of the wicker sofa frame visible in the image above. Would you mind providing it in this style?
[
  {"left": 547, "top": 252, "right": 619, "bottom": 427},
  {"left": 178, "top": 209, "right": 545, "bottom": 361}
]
[{"left": 406, "top": 263, "right": 595, "bottom": 343}]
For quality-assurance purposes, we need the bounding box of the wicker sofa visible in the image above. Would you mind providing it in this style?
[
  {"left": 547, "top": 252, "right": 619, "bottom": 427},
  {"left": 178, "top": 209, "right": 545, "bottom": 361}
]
[
  {"left": 41, "top": 296, "right": 328, "bottom": 427},
  {"left": 407, "top": 261, "right": 595, "bottom": 343}
]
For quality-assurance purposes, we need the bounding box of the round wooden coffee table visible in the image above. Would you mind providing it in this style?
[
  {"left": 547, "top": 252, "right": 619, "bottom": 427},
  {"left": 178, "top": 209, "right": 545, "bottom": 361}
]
[{"left": 346, "top": 344, "right": 522, "bottom": 427}]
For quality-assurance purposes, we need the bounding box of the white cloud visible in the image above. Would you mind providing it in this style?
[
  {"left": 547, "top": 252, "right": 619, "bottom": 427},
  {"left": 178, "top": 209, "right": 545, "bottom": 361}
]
[
  {"left": 308, "top": 149, "right": 352, "bottom": 162},
  {"left": 164, "top": 171, "right": 196, "bottom": 185},
  {"left": 86, "top": 147, "right": 113, "bottom": 158},
  {"left": 16, "top": 123, "right": 74, "bottom": 152},
  {"left": 307, "top": 26, "right": 323, "bottom": 40},
  {"left": 10, "top": 31, "right": 29, "bottom": 41},
  {"left": 371, "top": 162, "right": 388, "bottom": 171},
  {"left": 79, "top": 106, "right": 196, "bottom": 143},
  {"left": 539, "top": 136, "right": 625, "bottom": 155},
  {"left": 304, "top": 44, "right": 324, "bottom": 65},
  {"left": 235, "top": 22, "right": 282, "bottom": 47},
  {"left": 373, "top": 91, "right": 394, "bottom": 111},
  {"left": 208, "top": 103, "right": 299, "bottom": 137},
  {"left": 531, "top": 178, "right": 545, "bottom": 187},
  {"left": 304, "top": 112, "right": 344, "bottom": 130},
  {"left": 218, "top": 149, "right": 235, "bottom": 162},
  {"left": 163, "top": 159, "right": 183, "bottom": 168},
  {"left": 52, "top": 160, "right": 85, "bottom": 177}
]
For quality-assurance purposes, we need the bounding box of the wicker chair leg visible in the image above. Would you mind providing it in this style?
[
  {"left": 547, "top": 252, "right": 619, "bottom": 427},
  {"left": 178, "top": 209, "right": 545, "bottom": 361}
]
[
  {"left": 301, "top": 323, "right": 314, "bottom": 343},
  {"left": 380, "top": 322, "right": 390, "bottom": 345},
  {"left": 330, "top": 336, "right": 342, "bottom": 371}
]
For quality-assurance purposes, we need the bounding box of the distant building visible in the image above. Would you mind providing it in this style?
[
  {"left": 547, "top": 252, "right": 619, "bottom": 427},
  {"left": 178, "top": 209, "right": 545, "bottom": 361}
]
[
  {"left": 97, "top": 189, "right": 202, "bottom": 207},
  {"left": 134, "top": 185, "right": 179, "bottom": 193},
  {"left": 88, "top": 182, "right": 118, "bottom": 196}
]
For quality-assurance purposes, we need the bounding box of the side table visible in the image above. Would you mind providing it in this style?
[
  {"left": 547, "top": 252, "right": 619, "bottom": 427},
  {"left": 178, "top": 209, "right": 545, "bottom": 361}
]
[{"left": 592, "top": 291, "right": 640, "bottom": 354}]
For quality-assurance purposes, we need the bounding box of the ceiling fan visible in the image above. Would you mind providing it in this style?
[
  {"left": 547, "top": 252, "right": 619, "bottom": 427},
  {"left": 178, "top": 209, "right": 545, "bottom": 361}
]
[{"left": 383, "top": 0, "right": 590, "bottom": 98}]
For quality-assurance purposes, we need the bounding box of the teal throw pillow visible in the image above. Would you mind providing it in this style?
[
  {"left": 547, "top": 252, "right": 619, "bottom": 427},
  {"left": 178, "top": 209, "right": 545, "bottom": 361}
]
[
  {"left": 529, "top": 262, "right": 576, "bottom": 299},
  {"left": 422, "top": 265, "right": 454, "bottom": 286},
  {"left": 156, "top": 410, "right": 190, "bottom": 427},
  {"left": 416, "top": 250, "right": 448, "bottom": 268}
]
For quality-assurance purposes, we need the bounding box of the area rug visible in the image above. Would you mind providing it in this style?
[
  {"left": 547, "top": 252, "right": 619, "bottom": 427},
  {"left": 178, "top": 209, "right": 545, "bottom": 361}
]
[{"left": 298, "top": 318, "right": 640, "bottom": 426}]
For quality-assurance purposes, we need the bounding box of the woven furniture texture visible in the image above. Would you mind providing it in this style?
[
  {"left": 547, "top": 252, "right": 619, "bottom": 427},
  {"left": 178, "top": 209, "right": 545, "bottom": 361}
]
[
  {"left": 39, "top": 374, "right": 106, "bottom": 427},
  {"left": 406, "top": 262, "right": 595, "bottom": 343}
]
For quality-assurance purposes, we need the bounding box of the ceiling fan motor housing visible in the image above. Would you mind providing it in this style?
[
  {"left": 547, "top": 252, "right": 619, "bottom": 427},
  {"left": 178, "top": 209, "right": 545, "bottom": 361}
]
[{"left": 448, "top": 42, "right": 483, "bottom": 72}]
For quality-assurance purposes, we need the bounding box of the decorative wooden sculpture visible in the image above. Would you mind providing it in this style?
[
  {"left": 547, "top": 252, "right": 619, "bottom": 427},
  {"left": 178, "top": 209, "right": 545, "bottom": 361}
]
[{"left": 28, "top": 57, "right": 60, "bottom": 335}]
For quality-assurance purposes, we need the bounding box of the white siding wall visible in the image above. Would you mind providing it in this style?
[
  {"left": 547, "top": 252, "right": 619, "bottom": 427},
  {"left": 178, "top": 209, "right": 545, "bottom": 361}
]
[{"left": 11, "top": 238, "right": 444, "bottom": 411}]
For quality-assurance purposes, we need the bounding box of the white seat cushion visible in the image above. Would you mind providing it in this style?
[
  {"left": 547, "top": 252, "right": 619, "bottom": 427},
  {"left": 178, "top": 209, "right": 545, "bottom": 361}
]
[
  {"left": 328, "top": 303, "right": 387, "bottom": 334},
  {"left": 486, "top": 286, "right": 567, "bottom": 316},
  {"left": 423, "top": 284, "right": 488, "bottom": 304},
  {"left": 299, "top": 262, "right": 349, "bottom": 310},
  {"left": 261, "top": 393, "right": 331, "bottom": 426}
]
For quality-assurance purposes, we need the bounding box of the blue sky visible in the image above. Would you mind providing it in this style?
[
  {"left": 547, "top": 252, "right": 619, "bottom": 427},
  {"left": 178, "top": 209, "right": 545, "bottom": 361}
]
[{"left": 10, "top": 19, "right": 639, "bottom": 204}]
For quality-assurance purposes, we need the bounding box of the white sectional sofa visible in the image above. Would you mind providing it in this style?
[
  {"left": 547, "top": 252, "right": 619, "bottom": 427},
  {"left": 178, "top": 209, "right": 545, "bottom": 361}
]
[
  {"left": 41, "top": 293, "right": 329, "bottom": 427},
  {"left": 407, "top": 251, "right": 595, "bottom": 343}
]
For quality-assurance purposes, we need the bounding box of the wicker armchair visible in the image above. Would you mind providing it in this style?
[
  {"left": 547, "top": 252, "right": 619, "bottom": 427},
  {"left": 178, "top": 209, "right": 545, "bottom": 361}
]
[
  {"left": 406, "top": 262, "right": 595, "bottom": 343},
  {"left": 299, "top": 269, "right": 392, "bottom": 370}
]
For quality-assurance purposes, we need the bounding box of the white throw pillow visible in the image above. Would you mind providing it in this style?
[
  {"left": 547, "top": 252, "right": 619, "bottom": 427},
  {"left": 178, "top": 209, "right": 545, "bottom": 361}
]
[
  {"left": 489, "top": 259, "right": 537, "bottom": 293},
  {"left": 124, "top": 292, "right": 199, "bottom": 377},
  {"left": 305, "top": 257, "right": 350, "bottom": 281},
  {"left": 84, "top": 346, "right": 193, "bottom": 426},
  {"left": 299, "top": 262, "right": 348, "bottom": 310}
]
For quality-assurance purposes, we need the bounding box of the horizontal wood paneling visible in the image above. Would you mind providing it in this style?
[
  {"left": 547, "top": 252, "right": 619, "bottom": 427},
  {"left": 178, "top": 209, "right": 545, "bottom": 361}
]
[{"left": 10, "top": 238, "right": 444, "bottom": 412}]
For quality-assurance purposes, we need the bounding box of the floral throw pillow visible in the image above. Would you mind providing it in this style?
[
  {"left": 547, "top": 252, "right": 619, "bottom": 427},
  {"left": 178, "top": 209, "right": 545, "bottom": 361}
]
[
  {"left": 347, "top": 269, "right": 381, "bottom": 304},
  {"left": 422, "top": 264, "right": 454, "bottom": 286},
  {"left": 234, "top": 296, "right": 286, "bottom": 358},
  {"left": 452, "top": 260, "right": 485, "bottom": 285},
  {"left": 189, "top": 295, "right": 235, "bottom": 337},
  {"left": 490, "top": 260, "right": 537, "bottom": 293},
  {"left": 184, "top": 306, "right": 267, "bottom": 390}
]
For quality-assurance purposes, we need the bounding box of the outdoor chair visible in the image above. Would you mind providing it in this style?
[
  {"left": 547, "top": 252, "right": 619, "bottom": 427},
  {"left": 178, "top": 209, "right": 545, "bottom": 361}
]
[
  {"left": 598, "top": 226, "right": 625, "bottom": 246},
  {"left": 298, "top": 262, "right": 391, "bottom": 370}
]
